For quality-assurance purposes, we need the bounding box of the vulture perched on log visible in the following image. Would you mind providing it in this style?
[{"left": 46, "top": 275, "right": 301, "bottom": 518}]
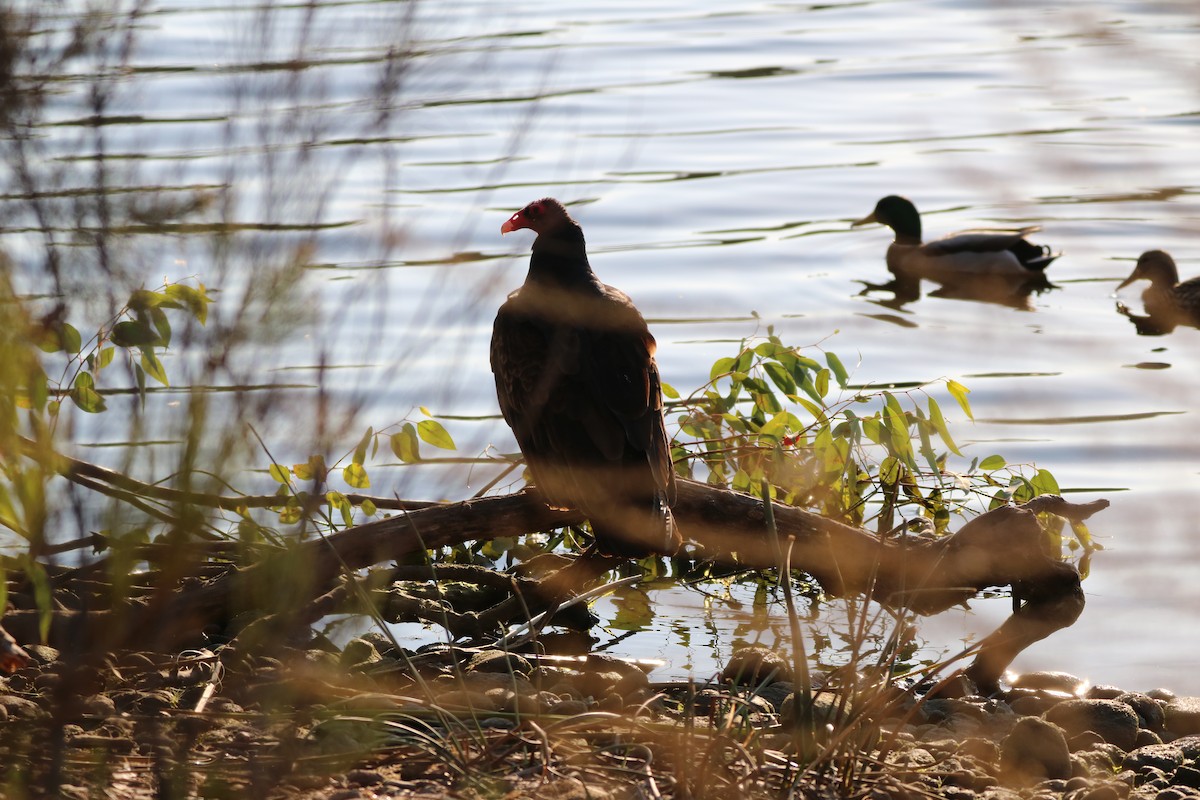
[{"left": 491, "top": 198, "right": 680, "bottom": 558}]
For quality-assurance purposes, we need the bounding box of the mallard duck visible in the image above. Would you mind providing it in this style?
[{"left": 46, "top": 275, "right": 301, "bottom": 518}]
[
  {"left": 852, "top": 195, "right": 1059, "bottom": 281},
  {"left": 1117, "top": 250, "right": 1200, "bottom": 327},
  {"left": 491, "top": 198, "right": 680, "bottom": 558}
]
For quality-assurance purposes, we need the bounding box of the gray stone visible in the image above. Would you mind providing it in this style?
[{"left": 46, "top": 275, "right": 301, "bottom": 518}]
[
  {"left": 1122, "top": 744, "right": 1184, "bottom": 774},
  {"left": 721, "top": 646, "right": 792, "bottom": 686},
  {"left": 1137, "top": 730, "right": 1165, "bottom": 748},
  {"left": 1045, "top": 700, "right": 1140, "bottom": 751},
  {"left": 1011, "top": 671, "right": 1088, "bottom": 695},
  {"left": 1119, "top": 693, "right": 1168, "bottom": 732},
  {"left": 1000, "top": 716, "right": 1073, "bottom": 785},
  {"left": 1089, "top": 686, "right": 1128, "bottom": 700},
  {"left": 1013, "top": 694, "right": 1069, "bottom": 717},
  {"left": 1170, "top": 734, "right": 1200, "bottom": 760},
  {"left": 467, "top": 650, "right": 533, "bottom": 677},
  {"left": 1079, "top": 785, "right": 1123, "bottom": 800},
  {"left": 1166, "top": 698, "right": 1200, "bottom": 737},
  {"left": 755, "top": 680, "right": 793, "bottom": 713},
  {"left": 1148, "top": 689, "right": 1177, "bottom": 703}
]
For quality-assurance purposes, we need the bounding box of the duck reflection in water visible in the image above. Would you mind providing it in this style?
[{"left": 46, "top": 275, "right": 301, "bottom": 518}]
[
  {"left": 1115, "top": 250, "right": 1200, "bottom": 336},
  {"left": 856, "top": 266, "right": 1057, "bottom": 312}
]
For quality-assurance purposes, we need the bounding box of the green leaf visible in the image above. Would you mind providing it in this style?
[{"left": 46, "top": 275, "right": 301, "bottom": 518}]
[
  {"left": 326, "top": 491, "right": 348, "bottom": 510},
  {"left": 165, "top": 283, "right": 211, "bottom": 325},
  {"left": 391, "top": 424, "right": 420, "bottom": 463},
  {"left": 762, "top": 361, "right": 797, "bottom": 395},
  {"left": 979, "top": 455, "right": 1006, "bottom": 471},
  {"left": 343, "top": 462, "right": 370, "bottom": 489},
  {"left": 97, "top": 346, "right": 115, "bottom": 369},
  {"left": 140, "top": 350, "right": 169, "bottom": 386},
  {"left": 278, "top": 505, "right": 301, "bottom": 525},
  {"left": 926, "top": 396, "right": 962, "bottom": 456},
  {"left": 946, "top": 379, "right": 973, "bottom": 420},
  {"left": 815, "top": 368, "right": 830, "bottom": 399},
  {"left": 352, "top": 427, "right": 373, "bottom": 464},
  {"left": 111, "top": 319, "right": 160, "bottom": 347},
  {"left": 825, "top": 351, "right": 850, "bottom": 387},
  {"left": 59, "top": 323, "right": 82, "bottom": 354},
  {"left": 417, "top": 419, "right": 455, "bottom": 450},
  {"left": 661, "top": 381, "right": 679, "bottom": 400},
  {"left": 361, "top": 498, "right": 377, "bottom": 517},
  {"left": 1030, "top": 468, "right": 1060, "bottom": 496},
  {"left": 710, "top": 356, "right": 736, "bottom": 382},
  {"left": 149, "top": 307, "right": 171, "bottom": 347},
  {"left": 268, "top": 464, "right": 291, "bottom": 484},
  {"left": 69, "top": 371, "right": 107, "bottom": 413}
]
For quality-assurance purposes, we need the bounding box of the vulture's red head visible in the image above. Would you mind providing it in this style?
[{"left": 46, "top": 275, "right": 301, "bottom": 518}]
[{"left": 501, "top": 198, "right": 572, "bottom": 236}]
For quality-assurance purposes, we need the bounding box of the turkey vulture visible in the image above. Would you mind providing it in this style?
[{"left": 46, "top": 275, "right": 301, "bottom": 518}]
[{"left": 491, "top": 198, "right": 680, "bottom": 558}]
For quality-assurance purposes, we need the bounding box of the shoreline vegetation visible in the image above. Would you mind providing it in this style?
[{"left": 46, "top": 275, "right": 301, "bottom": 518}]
[{"left": 2, "top": 3, "right": 1187, "bottom": 798}]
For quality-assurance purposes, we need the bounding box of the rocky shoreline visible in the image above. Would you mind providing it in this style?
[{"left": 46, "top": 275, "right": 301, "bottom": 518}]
[{"left": 3, "top": 636, "right": 1200, "bottom": 799}]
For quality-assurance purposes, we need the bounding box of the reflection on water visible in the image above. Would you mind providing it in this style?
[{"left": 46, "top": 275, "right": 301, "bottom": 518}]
[{"left": 4, "top": 0, "right": 1200, "bottom": 692}]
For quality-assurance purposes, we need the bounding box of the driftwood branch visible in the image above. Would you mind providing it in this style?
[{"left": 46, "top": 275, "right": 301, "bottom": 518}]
[{"left": 2, "top": 479, "right": 1106, "bottom": 691}]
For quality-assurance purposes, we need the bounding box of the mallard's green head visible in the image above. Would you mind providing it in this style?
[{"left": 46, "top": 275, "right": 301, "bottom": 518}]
[
  {"left": 1119, "top": 249, "right": 1179, "bottom": 290},
  {"left": 852, "top": 195, "right": 922, "bottom": 245}
]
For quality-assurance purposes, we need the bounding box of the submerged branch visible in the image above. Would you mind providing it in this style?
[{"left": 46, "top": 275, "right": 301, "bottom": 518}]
[{"left": 0, "top": 478, "right": 1106, "bottom": 691}]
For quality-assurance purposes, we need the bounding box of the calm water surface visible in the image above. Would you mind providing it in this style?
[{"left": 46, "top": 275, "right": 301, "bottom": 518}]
[{"left": 9, "top": 0, "right": 1200, "bottom": 692}]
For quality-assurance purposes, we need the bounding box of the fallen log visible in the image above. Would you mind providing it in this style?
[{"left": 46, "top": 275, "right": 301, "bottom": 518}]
[{"left": 1, "top": 480, "right": 1106, "bottom": 689}]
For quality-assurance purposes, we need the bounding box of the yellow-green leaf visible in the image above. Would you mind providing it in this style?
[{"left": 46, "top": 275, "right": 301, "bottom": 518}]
[
  {"left": 361, "top": 498, "right": 377, "bottom": 517},
  {"left": 140, "top": 350, "right": 169, "bottom": 386},
  {"left": 417, "top": 419, "right": 455, "bottom": 450},
  {"left": 268, "top": 464, "right": 291, "bottom": 484},
  {"left": 661, "top": 381, "right": 679, "bottom": 400},
  {"left": 343, "top": 462, "right": 370, "bottom": 489},
  {"left": 391, "top": 424, "right": 420, "bottom": 463},
  {"left": 926, "top": 396, "right": 961, "bottom": 456},
  {"left": 278, "top": 506, "right": 301, "bottom": 524},
  {"left": 979, "top": 455, "right": 1006, "bottom": 471},
  {"left": 946, "top": 379, "right": 973, "bottom": 420},
  {"left": 352, "top": 427, "right": 373, "bottom": 465},
  {"left": 325, "top": 491, "right": 348, "bottom": 510},
  {"left": 1031, "top": 468, "right": 1060, "bottom": 496},
  {"left": 825, "top": 351, "right": 850, "bottom": 387},
  {"left": 815, "top": 368, "right": 830, "bottom": 399},
  {"left": 69, "top": 372, "right": 107, "bottom": 413}
]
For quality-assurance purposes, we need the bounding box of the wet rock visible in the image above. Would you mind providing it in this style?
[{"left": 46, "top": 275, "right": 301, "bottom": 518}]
[
  {"left": 1011, "top": 693, "right": 1071, "bottom": 717},
  {"left": 1011, "top": 671, "right": 1088, "bottom": 696},
  {"left": 1078, "top": 784, "right": 1124, "bottom": 800},
  {"left": 1045, "top": 699, "right": 1140, "bottom": 751},
  {"left": 1118, "top": 693, "right": 1167, "bottom": 732},
  {"left": 452, "top": 670, "right": 535, "bottom": 696},
  {"left": 779, "top": 690, "right": 846, "bottom": 731},
  {"left": 547, "top": 699, "right": 588, "bottom": 715},
  {"left": 1088, "top": 685, "right": 1127, "bottom": 700},
  {"left": 1135, "top": 729, "right": 1163, "bottom": 748},
  {"left": 755, "top": 680, "right": 793, "bottom": 713},
  {"left": 1147, "top": 689, "right": 1177, "bottom": 703},
  {"left": 0, "top": 693, "right": 42, "bottom": 719},
  {"left": 435, "top": 690, "right": 498, "bottom": 712},
  {"left": 1176, "top": 766, "right": 1200, "bottom": 790},
  {"left": 346, "top": 769, "right": 383, "bottom": 787},
  {"left": 721, "top": 646, "right": 792, "bottom": 686},
  {"left": 1000, "top": 717, "right": 1072, "bottom": 785},
  {"left": 1122, "top": 744, "right": 1185, "bottom": 774},
  {"left": 1165, "top": 698, "right": 1200, "bottom": 736},
  {"left": 82, "top": 694, "right": 117, "bottom": 717},
  {"left": 340, "top": 638, "right": 382, "bottom": 670},
  {"left": 467, "top": 650, "right": 532, "bottom": 676}
]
